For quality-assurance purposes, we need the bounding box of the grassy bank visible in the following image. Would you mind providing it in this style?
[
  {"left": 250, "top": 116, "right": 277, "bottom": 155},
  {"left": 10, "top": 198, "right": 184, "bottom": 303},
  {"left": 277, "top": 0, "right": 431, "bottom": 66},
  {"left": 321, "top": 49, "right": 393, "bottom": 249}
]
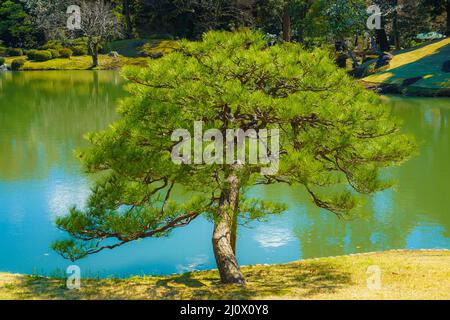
[
  {"left": 4, "top": 55, "right": 149, "bottom": 71},
  {"left": 1, "top": 39, "right": 177, "bottom": 71},
  {"left": 0, "top": 250, "right": 449, "bottom": 300},
  {"left": 363, "top": 38, "right": 450, "bottom": 96}
]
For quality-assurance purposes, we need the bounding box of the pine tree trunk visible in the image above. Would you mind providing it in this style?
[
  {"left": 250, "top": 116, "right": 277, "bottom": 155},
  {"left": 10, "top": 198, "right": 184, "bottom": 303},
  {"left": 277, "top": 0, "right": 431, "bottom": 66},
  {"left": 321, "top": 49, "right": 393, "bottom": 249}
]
[
  {"left": 212, "top": 168, "right": 245, "bottom": 285},
  {"left": 282, "top": 9, "right": 291, "bottom": 42},
  {"left": 230, "top": 212, "right": 237, "bottom": 255},
  {"left": 447, "top": 0, "right": 450, "bottom": 36}
]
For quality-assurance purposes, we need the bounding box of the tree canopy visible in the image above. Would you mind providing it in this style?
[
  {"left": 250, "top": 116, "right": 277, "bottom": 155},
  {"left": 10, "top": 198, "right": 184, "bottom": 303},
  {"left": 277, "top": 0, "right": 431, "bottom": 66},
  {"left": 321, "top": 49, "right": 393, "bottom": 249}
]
[{"left": 1, "top": 0, "right": 447, "bottom": 49}]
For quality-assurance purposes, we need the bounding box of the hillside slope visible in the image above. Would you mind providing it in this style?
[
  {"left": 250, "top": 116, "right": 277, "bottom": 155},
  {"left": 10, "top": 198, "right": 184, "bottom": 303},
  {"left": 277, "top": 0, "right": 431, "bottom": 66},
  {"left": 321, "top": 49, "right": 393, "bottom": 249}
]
[{"left": 363, "top": 38, "right": 450, "bottom": 96}]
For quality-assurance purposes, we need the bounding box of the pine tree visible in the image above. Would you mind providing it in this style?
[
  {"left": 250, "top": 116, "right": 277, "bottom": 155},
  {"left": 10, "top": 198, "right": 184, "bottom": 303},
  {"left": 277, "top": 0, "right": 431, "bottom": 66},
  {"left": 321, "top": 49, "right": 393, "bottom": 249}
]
[{"left": 53, "top": 30, "right": 415, "bottom": 284}]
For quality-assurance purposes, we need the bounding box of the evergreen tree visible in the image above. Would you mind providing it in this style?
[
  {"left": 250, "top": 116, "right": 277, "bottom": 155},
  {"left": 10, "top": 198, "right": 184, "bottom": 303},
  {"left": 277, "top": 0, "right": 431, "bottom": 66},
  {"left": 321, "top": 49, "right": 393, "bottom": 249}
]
[
  {"left": 53, "top": 30, "right": 415, "bottom": 284},
  {"left": 0, "top": 0, "right": 36, "bottom": 47}
]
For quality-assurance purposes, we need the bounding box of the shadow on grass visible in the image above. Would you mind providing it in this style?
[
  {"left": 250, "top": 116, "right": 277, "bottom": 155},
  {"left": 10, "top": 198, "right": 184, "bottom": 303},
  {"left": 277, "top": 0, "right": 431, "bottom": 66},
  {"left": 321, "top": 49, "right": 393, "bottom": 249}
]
[
  {"left": 2, "top": 261, "right": 353, "bottom": 300},
  {"left": 367, "top": 39, "right": 450, "bottom": 94}
]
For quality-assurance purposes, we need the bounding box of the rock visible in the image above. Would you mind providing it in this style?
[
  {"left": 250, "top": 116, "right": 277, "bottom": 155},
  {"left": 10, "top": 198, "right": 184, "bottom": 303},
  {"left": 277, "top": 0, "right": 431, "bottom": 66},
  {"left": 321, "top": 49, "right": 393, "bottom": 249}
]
[
  {"left": 150, "top": 52, "right": 164, "bottom": 59},
  {"left": 107, "top": 51, "right": 120, "bottom": 58},
  {"left": 375, "top": 52, "right": 393, "bottom": 69},
  {"left": 442, "top": 60, "right": 450, "bottom": 73}
]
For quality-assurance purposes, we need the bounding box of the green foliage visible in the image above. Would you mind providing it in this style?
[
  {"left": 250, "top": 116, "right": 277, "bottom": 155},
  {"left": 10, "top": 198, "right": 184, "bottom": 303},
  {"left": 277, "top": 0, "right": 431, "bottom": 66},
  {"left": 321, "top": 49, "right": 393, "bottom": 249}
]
[
  {"left": 49, "top": 49, "right": 60, "bottom": 59},
  {"left": 27, "top": 49, "right": 53, "bottom": 61},
  {"left": 70, "top": 37, "right": 88, "bottom": 46},
  {"left": 0, "top": 0, "right": 36, "bottom": 47},
  {"left": 51, "top": 238, "right": 88, "bottom": 261},
  {"left": 139, "top": 40, "right": 179, "bottom": 57},
  {"left": 105, "top": 39, "right": 149, "bottom": 57},
  {"left": 0, "top": 56, "right": 5, "bottom": 65},
  {"left": 54, "top": 30, "right": 415, "bottom": 261},
  {"left": 10, "top": 57, "right": 25, "bottom": 70},
  {"left": 72, "top": 45, "right": 88, "bottom": 56},
  {"left": 322, "top": 0, "right": 367, "bottom": 39},
  {"left": 42, "top": 40, "right": 63, "bottom": 51},
  {"left": 6, "top": 47, "right": 22, "bottom": 56},
  {"left": 59, "top": 48, "right": 73, "bottom": 59},
  {"left": 67, "top": 38, "right": 89, "bottom": 56},
  {"left": 238, "top": 198, "right": 288, "bottom": 225}
]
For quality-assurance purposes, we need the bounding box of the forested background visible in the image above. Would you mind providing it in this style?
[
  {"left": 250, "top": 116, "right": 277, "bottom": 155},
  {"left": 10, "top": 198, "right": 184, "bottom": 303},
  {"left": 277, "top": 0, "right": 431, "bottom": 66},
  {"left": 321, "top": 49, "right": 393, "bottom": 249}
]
[{"left": 0, "top": 0, "right": 448, "bottom": 49}]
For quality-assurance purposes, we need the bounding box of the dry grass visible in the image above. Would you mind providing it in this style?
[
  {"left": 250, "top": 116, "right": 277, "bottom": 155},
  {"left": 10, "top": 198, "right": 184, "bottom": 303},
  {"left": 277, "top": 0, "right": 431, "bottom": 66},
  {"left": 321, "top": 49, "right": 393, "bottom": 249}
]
[{"left": 1, "top": 250, "right": 449, "bottom": 300}]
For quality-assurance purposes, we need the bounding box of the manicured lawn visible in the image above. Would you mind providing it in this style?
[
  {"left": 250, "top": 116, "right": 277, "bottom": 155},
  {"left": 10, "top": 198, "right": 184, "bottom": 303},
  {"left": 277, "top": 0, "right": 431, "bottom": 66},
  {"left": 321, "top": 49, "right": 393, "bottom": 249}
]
[
  {"left": 1, "top": 250, "right": 449, "bottom": 300},
  {"left": 363, "top": 38, "right": 450, "bottom": 95},
  {"left": 4, "top": 55, "right": 149, "bottom": 70}
]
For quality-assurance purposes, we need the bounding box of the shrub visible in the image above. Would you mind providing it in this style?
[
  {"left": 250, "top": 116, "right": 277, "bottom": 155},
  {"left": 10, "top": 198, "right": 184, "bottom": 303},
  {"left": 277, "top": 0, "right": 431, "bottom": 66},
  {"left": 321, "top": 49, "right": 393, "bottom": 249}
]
[
  {"left": 107, "top": 51, "right": 119, "bottom": 58},
  {"left": 7, "top": 48, "right": 23, "bottom": 57},
  {"left": 69, "top": 37, "right": 103, "bottom": 55},
  {"left": 69, "top": 37, "right": 88, "bottom": 55},
  {"left": 72, "top": 45, "right": 87, "bottom": 56},
  {"left": 139, "top": 41, "right": 179, "bottom": 58},
  {"left": 71, "top": 37, "right": 88, "bottom": 47},
  {"left": 42, "top": 40, "right": 63, "bottom": 51},
  {"left": 0, "top": 57, "right": 5, "bottom": 66},
  {"left": 27, "top": 50, "right": 53, "bottom": 62},
  {"left": 11, "top": 58, "right": 26, "bottom": 70},
  {"left": 59, "top": 48, "right": 73, "bottom": 59},
  {"left": 49, "top": 49, "right": 60, "bottom": 59},
  {"left": 0, "top": 46, "right": 6, "bottom": 56}
]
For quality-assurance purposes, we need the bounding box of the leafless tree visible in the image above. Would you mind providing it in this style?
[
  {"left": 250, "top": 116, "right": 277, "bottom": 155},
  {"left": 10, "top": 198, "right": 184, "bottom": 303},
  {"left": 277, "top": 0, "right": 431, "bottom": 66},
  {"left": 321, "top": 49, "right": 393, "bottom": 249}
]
[
  {"left": 21, "top": 0, "right": 72, "bottom": 41},
  {"left": 79, "top": 0, "right": 122, "bottom": 67}
]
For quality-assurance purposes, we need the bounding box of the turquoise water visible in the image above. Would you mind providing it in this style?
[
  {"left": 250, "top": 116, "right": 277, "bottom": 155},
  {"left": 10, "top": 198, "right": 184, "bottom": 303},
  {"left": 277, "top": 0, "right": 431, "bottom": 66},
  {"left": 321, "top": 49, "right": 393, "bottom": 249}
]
[{"left": 0, "top": 71, "right": 449, "bottom": 277}]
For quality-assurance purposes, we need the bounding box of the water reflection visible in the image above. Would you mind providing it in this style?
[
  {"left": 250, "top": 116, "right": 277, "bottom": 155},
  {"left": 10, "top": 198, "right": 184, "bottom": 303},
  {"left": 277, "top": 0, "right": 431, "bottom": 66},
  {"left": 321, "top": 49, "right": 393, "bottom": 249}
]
[
  {"left": 0, "top": 71, "right": 448, "bottom": 277},
  {"left": 0, "top": 71, "right": 121, "bottom": 181},
  {"left": 241, "top": 97, "right": 450, "bottom": 263}
]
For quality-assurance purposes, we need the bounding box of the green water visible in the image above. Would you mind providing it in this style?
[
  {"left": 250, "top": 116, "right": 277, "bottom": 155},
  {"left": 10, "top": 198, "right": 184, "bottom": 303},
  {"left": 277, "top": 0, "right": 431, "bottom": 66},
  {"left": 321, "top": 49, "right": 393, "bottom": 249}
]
[{"left": 0, "top": 71, "right": 449, "bottom": 277}]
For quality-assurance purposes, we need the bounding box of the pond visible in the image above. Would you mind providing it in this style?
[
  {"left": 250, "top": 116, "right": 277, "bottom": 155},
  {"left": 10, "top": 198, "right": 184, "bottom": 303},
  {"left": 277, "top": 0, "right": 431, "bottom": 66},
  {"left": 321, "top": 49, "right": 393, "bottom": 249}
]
[{"left": 0, "top": 71, "right": 449, "bottom": 277}]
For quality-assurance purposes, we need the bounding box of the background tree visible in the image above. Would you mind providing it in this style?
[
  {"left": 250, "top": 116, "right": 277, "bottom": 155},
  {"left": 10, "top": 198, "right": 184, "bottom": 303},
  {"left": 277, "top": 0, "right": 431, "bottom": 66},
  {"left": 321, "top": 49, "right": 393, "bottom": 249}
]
[
  {"left": 78, "top": 0, "right": 122, "bottom": 67},
  {"left": 447, "top": 0, "right": 450, "bottom": 35},
  {"left": 0, "top": 0, "right": 37, "bottom": 47},
  {"left": 250, "top": 0, "right": 314, "bottom": 42},
  {"left": 173, "top": 0, "right": 251, "bottom": 35},
  {"left": 423, "top": 0, "right": 449, "bottom": 35},
  {"left": 120, "top": 0, "right": 135, "bottom": 38},
  {"left": 134, "top": 0, "right": 194, "bottom": 38},
  {"left": 53, "top": 30, "right": 415, "bottom": 284},
  {"left": 322, "top": 0, "right": 367, "bottom": 66},
  {"left": 109, "top": 0, "right": 137, "bottom": 39},
  {"left": 21, "top": 0, "right": 74, "bottom": 43},
  {"left": 373, "top": 0, "right": 447, "bottom": 50}
]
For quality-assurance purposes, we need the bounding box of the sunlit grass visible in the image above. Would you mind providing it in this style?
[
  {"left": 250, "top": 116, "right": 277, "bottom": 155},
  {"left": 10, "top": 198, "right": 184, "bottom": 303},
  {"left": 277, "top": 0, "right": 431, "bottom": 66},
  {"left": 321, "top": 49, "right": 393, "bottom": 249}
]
[
  {"left": 1, "top": 250, "right": 449, "bottom": 300},
  {"left": 4, "top": 55, "right": 149, "bottom": 70},
  {"left": 364, "top": 38, "right": 450, "bottom": 93}
]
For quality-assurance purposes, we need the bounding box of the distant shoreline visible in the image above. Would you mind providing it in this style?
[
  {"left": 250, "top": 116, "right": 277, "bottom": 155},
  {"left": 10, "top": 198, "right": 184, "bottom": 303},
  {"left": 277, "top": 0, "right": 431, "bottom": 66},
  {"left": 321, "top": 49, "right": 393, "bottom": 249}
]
[
  {"left": 361, "top": 80, "right": 450, "bottom": 97},
  {"left": 2, "top": 54, "right": 148, "bottom": 71},
  {"left": 362, "top": 38, "right": 450, "bottom": 97}
]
